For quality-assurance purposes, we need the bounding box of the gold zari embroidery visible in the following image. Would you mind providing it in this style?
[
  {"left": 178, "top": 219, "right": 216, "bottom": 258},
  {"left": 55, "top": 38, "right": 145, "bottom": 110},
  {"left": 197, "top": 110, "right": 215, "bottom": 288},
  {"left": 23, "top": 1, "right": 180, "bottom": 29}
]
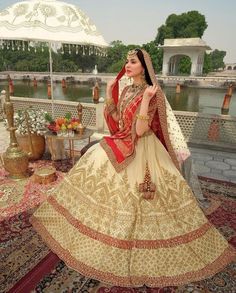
[
  {"left": 136, "top": 114, "right": 150, "bottom": 121},
  {"left": 31, "top": 129, "right": 236, "bottom": 288}
]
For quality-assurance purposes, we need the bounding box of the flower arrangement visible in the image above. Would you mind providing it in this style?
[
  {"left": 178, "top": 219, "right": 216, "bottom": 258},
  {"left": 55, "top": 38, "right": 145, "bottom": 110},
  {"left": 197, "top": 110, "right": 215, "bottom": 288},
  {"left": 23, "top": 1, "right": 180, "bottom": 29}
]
[
  {"left": 45, "top": 112, "right": 83, "bottom": 135},
  {"left": 15, "top": 108, "right": 47, "bottom": 135}
]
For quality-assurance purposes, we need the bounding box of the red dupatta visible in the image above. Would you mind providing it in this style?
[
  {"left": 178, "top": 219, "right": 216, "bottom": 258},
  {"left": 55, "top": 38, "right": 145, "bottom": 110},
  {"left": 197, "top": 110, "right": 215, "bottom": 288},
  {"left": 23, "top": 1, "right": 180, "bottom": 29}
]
[
  {"left": 101, "top": 67, "right": 167, "bottom": 173},
  {"left": 101, "top": 89, "right": 142, "bottom": 172},
  {"left": 101, "top": 48, "right": 206, "bottom": 204},
  {"left": 103, "top": 67, "right": 126, "bottom": 135}
]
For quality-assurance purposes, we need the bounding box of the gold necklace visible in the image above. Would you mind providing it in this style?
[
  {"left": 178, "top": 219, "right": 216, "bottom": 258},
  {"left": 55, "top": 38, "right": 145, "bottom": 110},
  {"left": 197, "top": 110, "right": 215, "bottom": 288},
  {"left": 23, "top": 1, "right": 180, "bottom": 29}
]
[{"left": 129, "top": 82, "right": 147, "bottom": 93}]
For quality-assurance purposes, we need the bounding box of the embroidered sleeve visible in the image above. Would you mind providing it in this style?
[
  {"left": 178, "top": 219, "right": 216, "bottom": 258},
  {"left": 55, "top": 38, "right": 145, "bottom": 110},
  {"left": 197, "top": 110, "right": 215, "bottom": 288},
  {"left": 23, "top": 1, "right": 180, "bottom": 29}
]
[
  {"left": 147, "top": 95, "right": 158, "bottom": 126},
  {"left": 105, "top": 98, "right": 117, "bottom": 115}
]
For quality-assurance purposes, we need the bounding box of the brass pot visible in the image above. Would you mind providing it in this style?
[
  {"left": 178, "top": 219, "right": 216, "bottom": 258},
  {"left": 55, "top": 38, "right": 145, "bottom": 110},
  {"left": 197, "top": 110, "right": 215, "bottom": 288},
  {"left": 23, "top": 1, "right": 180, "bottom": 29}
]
[
  {"left": 3, "top": 147, "right": 29, "bottom": 179},
  {"left": 16, "top": 133, "right": 45, "bottom": 160}
]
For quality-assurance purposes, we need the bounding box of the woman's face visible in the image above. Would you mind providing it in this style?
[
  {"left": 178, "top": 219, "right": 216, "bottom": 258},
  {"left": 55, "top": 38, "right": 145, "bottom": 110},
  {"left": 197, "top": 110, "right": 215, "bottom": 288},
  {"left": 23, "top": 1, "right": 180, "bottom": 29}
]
[{"left": 125, "top": 55, "right": 144, "bottom": 78}]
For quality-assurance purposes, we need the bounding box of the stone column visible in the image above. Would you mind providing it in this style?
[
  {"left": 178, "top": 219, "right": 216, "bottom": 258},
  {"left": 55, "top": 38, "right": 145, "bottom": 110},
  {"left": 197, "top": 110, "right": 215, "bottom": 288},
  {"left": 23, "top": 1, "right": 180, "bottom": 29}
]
[
  {"left": 162, "top": 53, "right": 170, "bottom": 76},
  {"left": 190, "top": 55, "right": 198, "bottom": 76}
]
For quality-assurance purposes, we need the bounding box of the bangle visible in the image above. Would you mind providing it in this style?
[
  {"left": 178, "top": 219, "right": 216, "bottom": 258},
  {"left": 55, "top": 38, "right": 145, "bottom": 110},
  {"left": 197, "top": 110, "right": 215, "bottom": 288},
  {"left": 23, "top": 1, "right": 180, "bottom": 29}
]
[
  {"left": 106, "top": 102, "right": 117, "bottom": 114},
  {"left": 136, "top": 114, "right": 149, "bottom": 121},
  {"left": 106, "top": 98, "right": 114, "bottom": 105}
]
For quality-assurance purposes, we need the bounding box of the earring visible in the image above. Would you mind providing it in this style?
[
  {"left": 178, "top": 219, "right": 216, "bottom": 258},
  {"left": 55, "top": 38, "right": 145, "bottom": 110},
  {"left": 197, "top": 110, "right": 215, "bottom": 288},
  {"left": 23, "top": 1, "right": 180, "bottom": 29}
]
[{"left": 141, "top": 71, "right": 145, "bottom": 83}]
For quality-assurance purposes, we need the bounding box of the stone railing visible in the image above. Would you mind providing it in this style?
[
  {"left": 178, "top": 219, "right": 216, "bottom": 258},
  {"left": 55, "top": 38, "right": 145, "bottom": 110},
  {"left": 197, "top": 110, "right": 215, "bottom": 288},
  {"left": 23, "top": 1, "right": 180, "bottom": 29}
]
[
  {"left": 1, "top": 94, "right": 236, "bottom": 151},
  {"left": 8, "top": 96, "right": 105, "bottom": 132},
  {"left": 174, "top": 111, "right": 236, "bottom": 150}
]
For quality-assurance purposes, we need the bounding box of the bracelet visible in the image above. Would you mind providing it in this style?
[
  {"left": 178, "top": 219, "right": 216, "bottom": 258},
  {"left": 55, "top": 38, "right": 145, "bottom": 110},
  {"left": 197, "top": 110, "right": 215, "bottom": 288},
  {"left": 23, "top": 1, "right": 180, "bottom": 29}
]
[
  {"left": 136, "top": 114, "right": 149, "bottom": 121},
  {"left": 106, "top": 102, "right": 117, "bottom": 114},
  {"left": 106, "top": 98, "right": 114, "bottom": 105}
]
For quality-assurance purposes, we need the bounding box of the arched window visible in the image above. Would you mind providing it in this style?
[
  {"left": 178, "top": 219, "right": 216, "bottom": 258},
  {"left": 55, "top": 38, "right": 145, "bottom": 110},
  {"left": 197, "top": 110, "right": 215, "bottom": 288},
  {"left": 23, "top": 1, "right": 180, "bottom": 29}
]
[{"left": 168, "top": 54, "right": 192, "bottom": 76}]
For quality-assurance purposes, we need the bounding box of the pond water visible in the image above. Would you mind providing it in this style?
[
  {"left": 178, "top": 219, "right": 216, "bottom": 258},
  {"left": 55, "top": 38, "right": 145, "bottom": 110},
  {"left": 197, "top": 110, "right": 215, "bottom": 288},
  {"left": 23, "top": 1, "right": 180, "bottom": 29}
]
[{"left": 1, "top": 80, "right": 235, "bottom": 116}]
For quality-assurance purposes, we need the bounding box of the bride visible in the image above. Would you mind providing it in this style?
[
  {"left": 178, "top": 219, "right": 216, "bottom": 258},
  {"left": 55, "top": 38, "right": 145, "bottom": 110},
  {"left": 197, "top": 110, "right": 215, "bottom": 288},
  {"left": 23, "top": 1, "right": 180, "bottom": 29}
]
[{"left": 30, "top": 48, "right": 235, "bottom": 288}]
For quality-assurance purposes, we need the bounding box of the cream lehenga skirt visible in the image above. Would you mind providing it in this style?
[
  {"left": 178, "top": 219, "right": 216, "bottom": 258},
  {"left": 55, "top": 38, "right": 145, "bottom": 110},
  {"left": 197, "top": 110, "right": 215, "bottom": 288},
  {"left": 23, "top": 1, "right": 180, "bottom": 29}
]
[{"left": 30, "top": 133, "right": 235, "bottom": 287}]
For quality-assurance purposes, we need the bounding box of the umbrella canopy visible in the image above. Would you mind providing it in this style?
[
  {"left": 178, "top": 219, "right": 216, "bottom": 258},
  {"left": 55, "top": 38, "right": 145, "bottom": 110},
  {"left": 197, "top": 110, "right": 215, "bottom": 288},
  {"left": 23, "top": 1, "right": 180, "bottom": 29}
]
[
  {"left": 0, "top": 0, "right": 108, "bottom": 114},
  {"left": 0, "top": 0, "right": 107, "bottom": 47}
]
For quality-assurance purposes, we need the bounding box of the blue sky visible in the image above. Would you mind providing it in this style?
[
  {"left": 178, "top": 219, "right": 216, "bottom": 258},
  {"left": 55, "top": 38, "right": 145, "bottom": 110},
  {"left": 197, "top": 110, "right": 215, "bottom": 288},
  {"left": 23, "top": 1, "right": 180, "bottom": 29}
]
[{"left": 0, "top": 0, "right": 235, "bottom": 63}]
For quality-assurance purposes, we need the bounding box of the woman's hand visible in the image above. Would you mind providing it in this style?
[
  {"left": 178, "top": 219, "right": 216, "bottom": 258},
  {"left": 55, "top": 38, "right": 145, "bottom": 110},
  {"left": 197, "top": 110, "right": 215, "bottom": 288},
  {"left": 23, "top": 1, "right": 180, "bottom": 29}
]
[
  {"left": 106, "top": 79, "right": 116, "bottom": 99},
  {"left": 143, "top": 85, "right": 158, "bottom": 101},
  {"left": 136, "top": 84, "right": 157, "bottom": 136}
]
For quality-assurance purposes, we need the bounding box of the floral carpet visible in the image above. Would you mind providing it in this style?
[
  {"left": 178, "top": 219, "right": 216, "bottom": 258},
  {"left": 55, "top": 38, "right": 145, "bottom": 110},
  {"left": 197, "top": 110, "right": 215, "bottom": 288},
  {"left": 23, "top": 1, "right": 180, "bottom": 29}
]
[
  {"left": 1, "top": 176, "right": 235, "bottom": 293},
  {"left": 0, "top": 160, "right": 65, "bottom": 221}
]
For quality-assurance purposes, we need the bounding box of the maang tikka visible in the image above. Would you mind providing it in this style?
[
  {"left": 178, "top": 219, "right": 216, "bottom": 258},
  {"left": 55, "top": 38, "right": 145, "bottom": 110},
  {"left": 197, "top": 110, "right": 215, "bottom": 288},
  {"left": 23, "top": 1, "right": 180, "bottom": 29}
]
[{"left": 127, "top": 49, "right": 138, "bottom": 59}]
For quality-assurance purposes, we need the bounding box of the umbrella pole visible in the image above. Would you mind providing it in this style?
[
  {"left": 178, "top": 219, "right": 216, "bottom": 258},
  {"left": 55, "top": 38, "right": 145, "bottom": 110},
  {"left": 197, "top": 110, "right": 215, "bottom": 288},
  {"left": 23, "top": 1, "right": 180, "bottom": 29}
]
[{"left": 49, "top": 42, "right": 54, "bottom": 117}]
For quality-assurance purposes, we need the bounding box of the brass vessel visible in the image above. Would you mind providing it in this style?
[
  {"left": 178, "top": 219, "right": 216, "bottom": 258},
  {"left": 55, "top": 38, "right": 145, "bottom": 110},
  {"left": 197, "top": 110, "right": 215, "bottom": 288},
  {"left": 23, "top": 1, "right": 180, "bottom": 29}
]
[
  {"left": 16, "top": 132, "right": 45, "bottom": 160},
  {"left": 77, "top": 102, "right": 85, "bottom": 135},
  {"left": 77, "top": 102, "right": 83, "bottom": 124},
  {"left": 2, "top": 90, "right": 29, "bottom": 179}
]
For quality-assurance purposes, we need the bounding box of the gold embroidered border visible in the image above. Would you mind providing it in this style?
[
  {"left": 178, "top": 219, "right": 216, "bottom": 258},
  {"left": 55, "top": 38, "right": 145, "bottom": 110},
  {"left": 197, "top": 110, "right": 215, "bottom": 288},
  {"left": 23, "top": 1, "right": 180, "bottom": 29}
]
[
  {"left": 120, "top": 87, "right": 147, "bottom": 118},
  {"left": 142, "top": 49, "right": 181, "bottom": 172},
  {"left": 156, "top": 96, "right": 181, "bottom": 171},
  {"left": 30, "top": 215, "right": 236, "bottom": 288},
  {"left": 100, "top": 139, "right": 136, "bottom": 173},
  {"left": 50, "top": 173, "right": 203, "bottom": 224},
  {"left": 141, "top": 49, "right": 157, "bottom": 86},
  {"left": 101, "top": 87, "right": 153, "bottom": 173},
  {"left": 117, "top": 86, "right": 129, "bottom": 113},
  {"left": 48, "top": 195, "right": 214, "bottom": 249}
]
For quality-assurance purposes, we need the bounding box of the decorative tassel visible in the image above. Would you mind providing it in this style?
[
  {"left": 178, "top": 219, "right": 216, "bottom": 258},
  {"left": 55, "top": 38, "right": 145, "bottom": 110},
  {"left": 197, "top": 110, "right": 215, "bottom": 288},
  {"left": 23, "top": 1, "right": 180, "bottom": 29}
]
[{"left": 139, "top": 162, "right": 156, "bottom": 200}]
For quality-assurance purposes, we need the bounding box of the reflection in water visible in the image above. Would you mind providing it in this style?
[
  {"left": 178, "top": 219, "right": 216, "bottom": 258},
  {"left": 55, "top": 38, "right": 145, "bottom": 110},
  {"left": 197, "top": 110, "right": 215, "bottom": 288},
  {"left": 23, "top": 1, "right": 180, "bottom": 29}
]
[
  {"left": 0, "top": 80, "right": 235, "bottom": 116},
  {"left": 165, "top": 87, "right": 201, "bottom": 112}
]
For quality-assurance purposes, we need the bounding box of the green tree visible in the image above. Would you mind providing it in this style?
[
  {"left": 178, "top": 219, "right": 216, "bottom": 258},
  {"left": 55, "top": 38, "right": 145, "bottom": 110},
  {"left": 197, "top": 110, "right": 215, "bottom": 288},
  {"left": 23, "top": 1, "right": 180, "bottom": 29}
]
[
  {"left": 155, "top": 11, "right": 208, "bottom": 45},
  {"left": 69, "top": 46, "right": 99, "bottom": 73},
  {"left": 210, "top": 49, "right": 226, "bottom": 71},
  {"left": 203, "top": 52, "right": 212, "bottom": 74},
  {"left": 103, "top": 41, "right": 164, "bottom": 74},
  {"left": 203, "top": 50, "right": 226, "bottom": 73},
  {"left": 142, "top": 41, "right": 163, "bottom": 73},
  {"left": 107, "top": 60, "right": 125, "bottom": 73},
  {"left": 178, "top": 56, "right": 191, "bottom": 75},
  {"left": 0, "top": 42, "right": 52, "bottom": 71},
  {"left": 96, "top": 56, "right": 109, "bottom": 72},
  {"left": 105, "top": 40, "right": 128, "bottom": 72}
]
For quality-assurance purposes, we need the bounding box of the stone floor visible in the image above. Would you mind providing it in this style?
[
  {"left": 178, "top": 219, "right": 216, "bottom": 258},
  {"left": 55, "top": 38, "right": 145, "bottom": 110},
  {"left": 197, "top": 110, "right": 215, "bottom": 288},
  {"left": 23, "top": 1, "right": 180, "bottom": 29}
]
[
  {"left": 1, "top": 121, "right": 236, "bottom": 183},
  {"left": 190, "top": 147, "right": 236, "bottom": 183}
]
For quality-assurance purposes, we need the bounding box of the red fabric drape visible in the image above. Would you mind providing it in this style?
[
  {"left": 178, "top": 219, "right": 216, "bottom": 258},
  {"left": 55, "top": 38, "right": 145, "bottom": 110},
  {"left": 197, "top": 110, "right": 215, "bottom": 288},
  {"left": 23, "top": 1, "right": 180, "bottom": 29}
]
[
  {"left": 104, "top": 67, "right": 126, "bottom": 135},
  {"left": 102, "top": 66, "right": 169, "bottom": 172},
  {"left": 112, "top": 66, "right": 126, "bottom": 104}
]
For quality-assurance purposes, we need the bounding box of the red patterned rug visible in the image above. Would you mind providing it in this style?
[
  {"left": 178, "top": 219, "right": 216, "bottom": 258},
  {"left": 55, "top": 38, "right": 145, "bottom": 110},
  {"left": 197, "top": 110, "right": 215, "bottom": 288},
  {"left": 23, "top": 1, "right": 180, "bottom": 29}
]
[
  {"left": 1, "top": 177, "right": 236, "bottom": 293},
  {"left": 0, "top": 160, "right": 66, "bottom": 221}
]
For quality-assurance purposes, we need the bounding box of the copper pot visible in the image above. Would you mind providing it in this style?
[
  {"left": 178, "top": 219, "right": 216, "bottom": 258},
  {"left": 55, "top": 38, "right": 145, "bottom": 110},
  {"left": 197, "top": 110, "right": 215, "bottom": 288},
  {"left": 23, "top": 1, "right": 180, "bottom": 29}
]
[{"left": 16, "top": 133, "right": 45, "bottom": 160}]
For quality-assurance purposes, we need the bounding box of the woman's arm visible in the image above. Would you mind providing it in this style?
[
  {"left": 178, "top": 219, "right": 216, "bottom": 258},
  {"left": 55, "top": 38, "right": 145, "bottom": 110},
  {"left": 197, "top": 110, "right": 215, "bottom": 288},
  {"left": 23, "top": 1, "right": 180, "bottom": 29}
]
[
  {"left": 105, "top": 80, "right": 120, "bottom": 122},
  {"left": 136, "top": 85, "right": 157, "bottom": 136}
]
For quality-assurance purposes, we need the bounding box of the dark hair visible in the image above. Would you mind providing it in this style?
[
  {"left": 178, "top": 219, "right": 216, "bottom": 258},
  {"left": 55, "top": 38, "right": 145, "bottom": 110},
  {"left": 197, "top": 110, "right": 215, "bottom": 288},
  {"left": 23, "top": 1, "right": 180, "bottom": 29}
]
[{"left": 136, "top": 49, "right": 153, "bottom": 85}]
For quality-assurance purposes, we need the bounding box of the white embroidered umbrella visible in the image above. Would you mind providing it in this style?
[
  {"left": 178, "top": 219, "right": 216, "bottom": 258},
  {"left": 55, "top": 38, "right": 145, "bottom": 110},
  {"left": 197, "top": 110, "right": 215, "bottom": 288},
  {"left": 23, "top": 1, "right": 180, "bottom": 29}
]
[{"left": 0, "top": 0, "right": 108, "bottom": 115}]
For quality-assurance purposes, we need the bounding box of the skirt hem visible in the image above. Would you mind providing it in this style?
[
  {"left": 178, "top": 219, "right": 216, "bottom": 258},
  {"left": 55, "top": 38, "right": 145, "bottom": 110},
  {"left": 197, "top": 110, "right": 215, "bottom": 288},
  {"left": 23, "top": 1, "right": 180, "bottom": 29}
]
[{"left": 30, "top": 215, "right": 236, "bottom": 288}]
